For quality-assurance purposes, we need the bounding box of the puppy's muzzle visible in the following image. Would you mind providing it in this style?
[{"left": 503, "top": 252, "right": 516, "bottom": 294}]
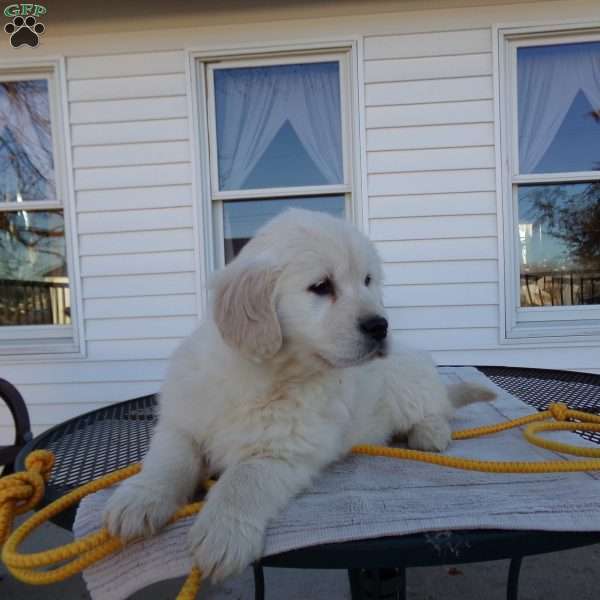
[{"left": 358, "top": 316, "right": 388, "bottom": 342}]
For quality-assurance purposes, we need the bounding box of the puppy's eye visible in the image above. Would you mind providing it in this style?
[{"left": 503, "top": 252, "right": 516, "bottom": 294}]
[
  {"left": 364, "top": 275, "right": 372, "bottom": 286},
  {"left": 308, "top": 278, "right": 334, "bottom": 296}
]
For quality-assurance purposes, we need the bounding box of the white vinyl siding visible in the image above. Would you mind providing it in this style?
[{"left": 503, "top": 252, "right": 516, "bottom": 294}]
[
  {"left": 363, "top": 29, "right": 492, "bottom": 59},
  {"left": 368, "top": 147, "right": 496, "bottom": 173},
  {"left": 365, "top": 53, "right": 492, "bottom": 83},
  {"left": 367, "top": 123, "right": 494, "bottom": 151},
  {"left": 66, "top": 51, "right": 185, "bottom": 79},
  {"left": 69, "top": 59, "right": 198, "bottom": 354},
  {"left": 0, "top": 50, "right": 198, "bottom": 444},
  {"left": 364, "top": 27, "right": 500, "bottom": 354},
  {"left": 73, "top": 141, "right": 190, "bottom": 168},
  {"left": 365, "top": 76, "right": 493, "bottom": 105},
  {"left": 76, "top": 185, "right": 193, "bottom": 212},
  {"left": 82, "top": 272, "right": 195, "bottom": 298},
  {"left": 68, "top": 73, "right": 187, "bottom": 101},
  {"left": 366, "top": 101, "right": 494, "bottom": 128},
  {"left": 383, "top": 261, "right": 498, "bottom": 285},
  {"left": 3, "top": 0, "right": 600, "bottom": 444}
]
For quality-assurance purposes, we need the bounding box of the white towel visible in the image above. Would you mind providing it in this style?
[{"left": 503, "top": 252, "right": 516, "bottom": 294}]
[{"left": 74, "top": 367, "right": 600, "bottom": 600}]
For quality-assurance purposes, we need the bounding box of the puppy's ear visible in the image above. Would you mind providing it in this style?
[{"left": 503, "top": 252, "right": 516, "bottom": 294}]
[{"left": 213, "top": 261, "right": 282, "bottom": 361}]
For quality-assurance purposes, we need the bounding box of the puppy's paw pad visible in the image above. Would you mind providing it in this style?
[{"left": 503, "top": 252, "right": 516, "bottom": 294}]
[
  {"left": 188, "top": 510, "right": 263, "bottom": 582},
  {"left": 407, "top": 418, "right": 451, "bottom": 453},
  {"left": 104, "top": 482, "right": 179, "bottom": 541}
]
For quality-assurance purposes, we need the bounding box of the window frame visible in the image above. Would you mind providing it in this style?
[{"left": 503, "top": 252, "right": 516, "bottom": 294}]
[
  {"left": 497, "top": 23, "right": 600, "bottom": 343},
  {"left": 0, "top": 58, "right": 82, "bottom": 357},
  {"left": 196, "top": 46, "right": 357, "bottom": 271}
]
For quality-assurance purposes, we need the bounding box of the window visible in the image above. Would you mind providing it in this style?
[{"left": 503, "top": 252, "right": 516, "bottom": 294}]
[
  {"left": 0, "top": 65, "right": 76, "bottom": 353},
  {"left": 205, "top": 53, "right": 351, "bottom": 264},
  {"left": 501, "top": 30, "right": 600, "bottom": 339}
]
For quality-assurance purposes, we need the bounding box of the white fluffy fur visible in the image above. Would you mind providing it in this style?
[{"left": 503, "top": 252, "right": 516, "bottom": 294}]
[{"left": 104, "top": 209, "right": 495, "bottom": 582}]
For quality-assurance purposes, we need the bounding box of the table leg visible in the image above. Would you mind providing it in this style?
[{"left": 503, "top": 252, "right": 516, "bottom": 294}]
[
  {"left": 507, "top": 556, "right": 523, "bottom": 600},
  {"left": 348, "top": 568, "right": 407, "bottom": 600},
  {"left": 253, "top": 564, "right": 265, "bottom": 600},
  {"left": 348, "top": 569, "right": 363, "bottom": 599}
]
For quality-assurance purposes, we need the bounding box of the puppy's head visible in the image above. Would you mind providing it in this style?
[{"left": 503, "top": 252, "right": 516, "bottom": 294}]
[{"left": 213, "top": 209, "right": 387, "bottom": 369}]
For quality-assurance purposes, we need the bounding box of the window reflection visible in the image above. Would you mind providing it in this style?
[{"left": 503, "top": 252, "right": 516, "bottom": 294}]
[
  {"left": 0, "top": 210, "right": 70, "bottom": 325},
  {"left": 0, "top": 80, "right": 55, "bottom": 203},
  {"left": 223, "top": 195, "right": 345, "bottom": 263},
  {"left": 519, "top": 183, "right": 600, "bottom": 306}
]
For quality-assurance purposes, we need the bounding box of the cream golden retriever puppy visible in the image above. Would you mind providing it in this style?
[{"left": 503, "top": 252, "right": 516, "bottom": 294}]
[{"left": 104, "top": 209, "right": 495, "bottom": 581}]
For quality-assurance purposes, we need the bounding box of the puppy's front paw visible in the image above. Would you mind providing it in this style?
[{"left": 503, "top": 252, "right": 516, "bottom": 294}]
[
  {"left": 104, "top": 479, "right": 180, "bottom": 541},
  {"left": 407, "top": 415, "right": 451, "bottom": 452},
  {"left": 188, "top": 506, "right": 264, "bottom": 582}
]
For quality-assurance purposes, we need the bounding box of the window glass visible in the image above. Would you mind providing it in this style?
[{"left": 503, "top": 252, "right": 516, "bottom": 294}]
[
  {"left": 0, "top": 79, "right": 55, "bottom": 202},
  {"left": 518, "top": 182, "right": 600, "bottom": 306},
  {"left": 0, "top": 209, "right": 70, "bottom": 325},
  {"left": 517, "top": 42, "right": 600, "bottom": 174},
  {"left": 223, "top": 195, "right": 345, "bottom": 263},
  {"left": 0, "top": 75, "right": 71, "bottom": 331},
  {"left": 213, "top": 62, "right": 343, "bottom": 190}
]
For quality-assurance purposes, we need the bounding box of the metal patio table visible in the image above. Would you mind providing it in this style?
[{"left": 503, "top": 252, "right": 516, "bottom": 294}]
[{"left": 14, "top": 366, "right": 600, "bottom": 600}]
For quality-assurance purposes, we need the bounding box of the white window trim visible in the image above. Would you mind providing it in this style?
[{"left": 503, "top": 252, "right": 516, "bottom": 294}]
[
  {"left": 206, "top": 50, "right": 353, "bottom": 264},
  {"left": 0, "top": 57, "right": 84, "bottom": 358},
  {"left": 496, "top": 22, "right": 600, "bottom": 345},
  {"left": 186, "top": 40, "right": 364, "bottom": 313}
]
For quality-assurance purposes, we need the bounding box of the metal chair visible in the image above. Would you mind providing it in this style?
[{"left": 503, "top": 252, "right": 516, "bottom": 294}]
[{"left": 0, "top": 378, "right": 32, "bottom": 475}]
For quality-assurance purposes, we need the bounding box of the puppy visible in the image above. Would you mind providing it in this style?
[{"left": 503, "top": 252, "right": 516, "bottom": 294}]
[{"left": 104, "top": 209, "right": 495, "bottom": 581}]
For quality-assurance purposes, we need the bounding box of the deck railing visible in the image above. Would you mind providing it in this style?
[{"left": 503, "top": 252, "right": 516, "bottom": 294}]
[
  {"left": 0, "top": 279, "right": 71, "bottom": 326},
  {"left": 521, "top": 270, "right": 600, "bottom": 306}
]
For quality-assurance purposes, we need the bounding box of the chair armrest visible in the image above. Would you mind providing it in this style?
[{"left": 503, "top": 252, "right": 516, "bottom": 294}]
[{"left": 0, "top": 378, "right": 32, "bottom": 472}]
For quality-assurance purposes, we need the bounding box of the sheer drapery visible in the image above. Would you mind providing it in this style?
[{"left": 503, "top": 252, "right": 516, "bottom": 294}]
[
  {"left": 214, "top": 61, "right": 343, "bottom": 190},
  {"left": 518, "top": 41, "right": 600, "bottom": 174}
]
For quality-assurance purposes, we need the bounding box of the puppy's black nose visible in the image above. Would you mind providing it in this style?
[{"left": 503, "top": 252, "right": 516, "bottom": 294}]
[{"left": 359, "top": 316, "right": 388, "bottom": 341}]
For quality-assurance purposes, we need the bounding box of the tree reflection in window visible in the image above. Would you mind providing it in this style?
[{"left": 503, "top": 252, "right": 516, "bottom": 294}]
[
  {"left": 0, "top": 80, "right": 55, "bottom": 204},
  {"left": 0, "top": 79, "right": 68, "bottom": 326},
  {"left": 519, "top": 182, "right": 600, "bottom": 306}
]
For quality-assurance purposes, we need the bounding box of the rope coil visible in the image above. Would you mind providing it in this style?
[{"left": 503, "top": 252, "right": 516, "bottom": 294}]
[{"left": 2, "top": 402, "right": 600, "bottom": 599}]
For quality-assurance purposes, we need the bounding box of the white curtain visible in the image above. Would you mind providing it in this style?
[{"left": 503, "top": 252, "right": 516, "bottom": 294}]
[
  {"left": 214, "top": 62, "right": 343, "bottom": 190},
  {"left": 518, "top": 41, "right": 600, "bottom": 174},
  {"left": 288, "top": 64, "right": 343, "bottom": 184}
]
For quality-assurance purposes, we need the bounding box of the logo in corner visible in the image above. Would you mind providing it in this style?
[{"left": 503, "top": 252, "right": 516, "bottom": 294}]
[{"left": 3, "top": 4, "right": 46, "bottom": 48}]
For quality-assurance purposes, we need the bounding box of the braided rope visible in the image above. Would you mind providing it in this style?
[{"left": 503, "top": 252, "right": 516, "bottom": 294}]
[{"left": 2, "top": 402, "right": 600, "bottom": 599}]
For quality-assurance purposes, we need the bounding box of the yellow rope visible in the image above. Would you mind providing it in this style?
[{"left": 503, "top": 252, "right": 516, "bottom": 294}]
[
  {"left": 2, "top": 401, "right": 600, "bottom": 599},
  {"left": 354, "top": 402, "right": 600, "bottom": 473}
]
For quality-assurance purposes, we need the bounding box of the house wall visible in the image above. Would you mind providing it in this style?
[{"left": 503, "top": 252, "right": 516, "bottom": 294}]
[{"left": 1, "top": 0, "right": 600, "bottom": 442}]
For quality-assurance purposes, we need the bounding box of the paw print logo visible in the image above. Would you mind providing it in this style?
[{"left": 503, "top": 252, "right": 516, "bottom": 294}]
[{"left": 4, "top": 16, "right": 45, "bottom": 48}]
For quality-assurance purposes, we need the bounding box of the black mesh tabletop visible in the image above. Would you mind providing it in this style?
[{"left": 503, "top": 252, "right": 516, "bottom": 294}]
[
  {"left": 13, "top": 367, "right": 600, "bottom": 530},
  {"left": 477, "top": 366, "right": 600, "bottom": 444},
  {"left": 15, "top": 394, "right": 157, "bottom": 529}
]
